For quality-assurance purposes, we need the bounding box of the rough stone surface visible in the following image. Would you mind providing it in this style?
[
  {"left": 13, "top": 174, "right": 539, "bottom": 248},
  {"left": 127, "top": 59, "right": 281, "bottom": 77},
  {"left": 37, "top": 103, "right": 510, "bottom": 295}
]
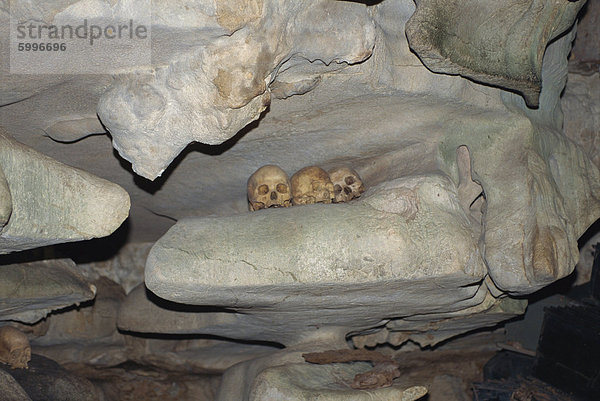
[
  {"left": 562, "top": 72, "right": 600, "bottom": 168},
  {"left": 0, "top": 0, "right": 592, "bottom": 250},
  {"left": 571, "top": 0, "right": 600, "bottom": 63},
  {"left": 0, "top": 129, "right": 130, "bottom": 254},
  {"left": 216, "top": 346, "right": 432, "bottom": 401},
  {"left": 406, "top": 0, "right": 585, "bottom": 107},
  {"left": 351, "top": 295, "right": 527, "bottom": 348},
  {"left": 87, "top": 368, "right": 220, "bottom": 401},
  {"left": 33, "top": 277, "right": 125, "bottom": 345},
  {"left": 29, "top": 280, "right": 277, "bottom": 373},
  {"left": 0, "top": 369, "right": 31, "bottom": 401},
  {"left": 0, "top": 0, "right": 597, "bottom": 398},
  {"left": 250, "top": 362, "right": 427, "bottom": 401},
  {"left": 0, "top": 259, "right": 96, "bottom": 324},
  {"left": 2, "top": 354, "right": 100, "bottom": 401},
  {"left": 0, "top": 326, "right": 31, "bottom": 369},
  {"left": 77, "top": 243, "right": 152, "bottom": 294},
  {"left": 429, "top": 375, "right": 470, "bottom": 401},
  {"left": 96, "top": 0, "right": 376, "bottom": 179}
]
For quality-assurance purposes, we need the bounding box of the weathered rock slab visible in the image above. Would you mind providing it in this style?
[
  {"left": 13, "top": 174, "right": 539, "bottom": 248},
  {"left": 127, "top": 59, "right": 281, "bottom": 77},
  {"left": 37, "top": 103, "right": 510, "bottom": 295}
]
[
  {"left": 406, "top": 0, "right": 584, "bottom": 107},
  {"left": 97, "top": 0, "right": 376, "bottom": 179},
  {"left": 146, "top": 173, "right": 487, "bottom": 345},
  {"left": 0, "top": 369, "right": 31, "bottom": 401},
  {"left": 0, "top": 129, "right": 130, "bottom": 254},
  {"left": 0, "top": 259, "right": 96, "bottom": 324},
  {"left": 250, "top": 362, "right": 427, "bottom": 401}
]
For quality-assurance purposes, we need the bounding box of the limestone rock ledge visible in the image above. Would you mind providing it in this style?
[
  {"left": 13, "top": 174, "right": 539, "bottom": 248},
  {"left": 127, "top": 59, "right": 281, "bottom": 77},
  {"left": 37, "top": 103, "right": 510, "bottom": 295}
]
[
  {"left": 248, "top": 362, "right": 427, "bottom": 401},
  {"left": 145, "top": 173, "right": 488, "bottom": 345},
  {"left": 97, "top": 0, "right": 376, "bottom": 179},
  {"left": 0, "top": 128, "right": 130, "bottom": 254},
  {"left": 0, "top": 259, "right": 96, "bottom": 324}
]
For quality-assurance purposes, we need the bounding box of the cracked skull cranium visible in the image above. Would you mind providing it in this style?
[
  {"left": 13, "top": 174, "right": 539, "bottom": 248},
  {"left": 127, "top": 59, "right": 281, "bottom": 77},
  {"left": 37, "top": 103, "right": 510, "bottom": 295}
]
[
  {"left": 0, "top": 326, "right": 31, "bottom": 369},
  {"left": 328, "top": 167, "right": 365, "bottom": 203},
  {"left": 247, "top": 165, "right": 292, "bottom": 211},
  {"left": 291, "top": 166, "right": 335, "bottom": 205}
]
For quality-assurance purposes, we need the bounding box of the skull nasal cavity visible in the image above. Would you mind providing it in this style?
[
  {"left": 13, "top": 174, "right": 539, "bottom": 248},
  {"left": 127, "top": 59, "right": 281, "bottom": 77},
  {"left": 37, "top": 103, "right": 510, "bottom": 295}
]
[{"left": 270, "top": 191, "right": 278, "bottom": 200}]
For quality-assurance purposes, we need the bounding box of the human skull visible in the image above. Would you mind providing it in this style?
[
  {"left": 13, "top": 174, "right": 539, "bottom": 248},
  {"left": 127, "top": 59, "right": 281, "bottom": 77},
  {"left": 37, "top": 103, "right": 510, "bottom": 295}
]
[
  {"left": 0, "top": 326, "right": 31, "bottom": 369},
  {"left": 291, "top": 166, "right": 335, "bottom": 205},
  {"left": 247, "top": 165, "right": 292, "bottom": 211},
  {"left": 328, "top": 167, "right": 365, "bottom": 203}
]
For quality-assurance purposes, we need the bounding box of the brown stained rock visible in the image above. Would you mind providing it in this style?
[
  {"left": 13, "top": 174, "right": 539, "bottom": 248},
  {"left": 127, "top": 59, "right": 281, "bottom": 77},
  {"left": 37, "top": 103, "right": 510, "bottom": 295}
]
[
  {"left": 303, "top": 349, "right": 401, "bottom": 390},
  {"left": 352, "top": 360, "right": 401, "bottom": 390},
  {"left": 215, "top": 0, "right": 263, "bottom": 32},
  {"left": 302, "top": 349, "right": 390, "bottom": 364}
]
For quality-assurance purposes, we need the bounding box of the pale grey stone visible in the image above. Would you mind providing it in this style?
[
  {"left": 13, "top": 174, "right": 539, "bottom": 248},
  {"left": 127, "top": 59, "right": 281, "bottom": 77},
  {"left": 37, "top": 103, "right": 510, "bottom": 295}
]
[
  {"left": 34, "top": 277, "right": 124, "bottom": 345},
  {"left": 117, "top": 283, "right": 240, "bottom": 334},
  {"left": 0, "top": 259, "right": 96, "bottom": 324},
  {"left": 250, "top": 362, "right": 427, "bottom": 401},
  {"left": 0, "top": 0, "right": 592, "bottom": 253},
  {"left": 96, "top": 0, "right": 376, "bottom": 179},
  {"left": 406, "top": 0, "right": 585, "bottom": 107},
  {"left": 0, "top": 0, "right": 597, "bottom": 383},
  {"left": 146, "top": 174, "right": 490, "bottom": 345},
  {"left": 217, "top": 348, "right": 426, "bottom": 401},
  {"left": 78, "top": 243, "right": 153, "bottom": 294},
  {"left": 352, "top": 294, "right": 527, "bottom": 348},
  {"left": 0, "top": 0, "right": 596, "bottom": 399},
  {"left": 0, "top": 129, "right": 130, "bottom": 254},
  {"left": 482, "top": 29, "right": 600, "bottom": 293},
  {"left": 115, "top": 283, "right": 283, "bottom": 372}
]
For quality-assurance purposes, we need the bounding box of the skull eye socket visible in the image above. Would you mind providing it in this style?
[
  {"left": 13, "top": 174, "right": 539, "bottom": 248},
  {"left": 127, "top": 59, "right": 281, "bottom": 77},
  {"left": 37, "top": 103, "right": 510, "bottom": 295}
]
[
  {"left": 276, "top": 183, "right": 288, "bottom": 193},
  {"left": 334, "top": 184, "right": 342, "bottom": 195},
  {"left": 345, "top": 176, "right": 356, "bottom": 185},
  {"left": 258, "top": 184, "right": 269, "bottom": 195}
]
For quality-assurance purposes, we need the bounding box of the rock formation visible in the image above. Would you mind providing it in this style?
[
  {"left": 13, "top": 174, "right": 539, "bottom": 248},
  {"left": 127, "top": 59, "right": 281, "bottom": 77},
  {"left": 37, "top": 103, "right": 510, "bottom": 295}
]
[{"left": 0, "top": 0, "right": 598, "bottom": 399}]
